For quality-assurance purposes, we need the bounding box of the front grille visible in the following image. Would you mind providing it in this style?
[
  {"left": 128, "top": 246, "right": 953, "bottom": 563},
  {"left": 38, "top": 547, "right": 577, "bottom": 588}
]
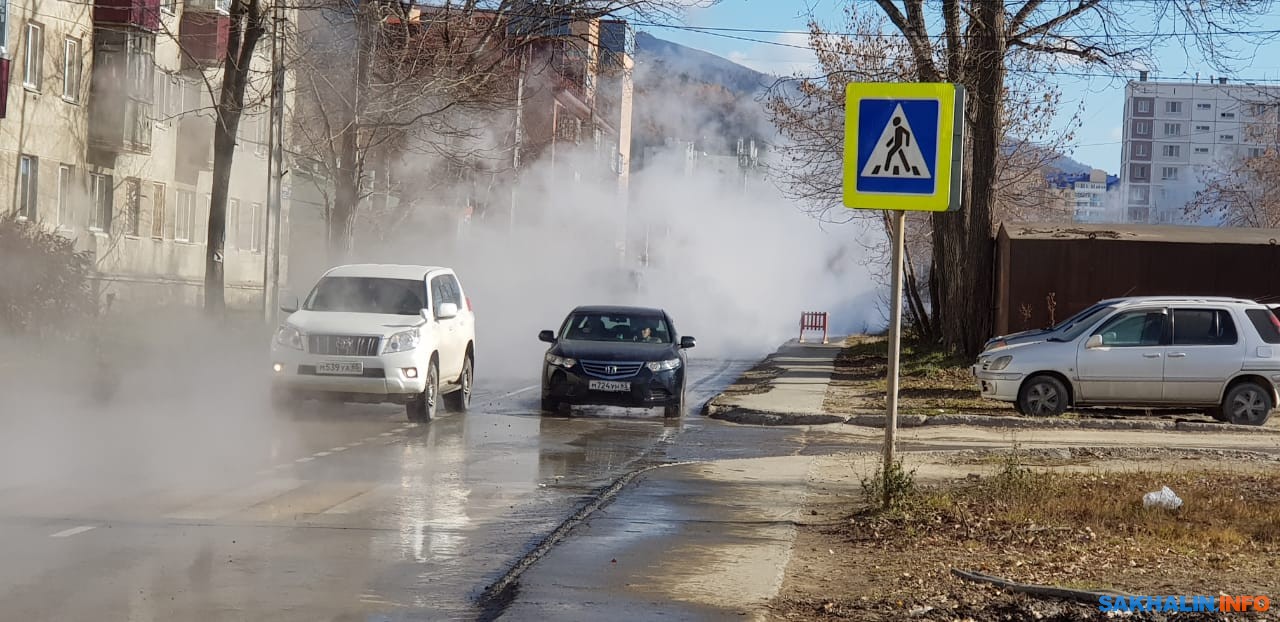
[
  {"left": 308, "top": 335, "right": 381, "bottom": 356},
  {"left": 581, "top": 360, "right": 644, "bottom": 380},
  {"left": 298, "top": 365, "right": 386, "bottom": 378}
]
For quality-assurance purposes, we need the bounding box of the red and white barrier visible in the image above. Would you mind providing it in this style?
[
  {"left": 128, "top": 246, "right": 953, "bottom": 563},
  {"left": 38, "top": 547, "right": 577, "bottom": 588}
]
[{"left": 799, "top": 311, "right": 829, "bottom": 344}]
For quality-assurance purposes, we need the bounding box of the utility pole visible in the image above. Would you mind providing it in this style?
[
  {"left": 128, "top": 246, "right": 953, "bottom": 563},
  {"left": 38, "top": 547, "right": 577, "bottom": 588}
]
[{"left": 263, "top": 0, "right": 286, "bottom": 325}]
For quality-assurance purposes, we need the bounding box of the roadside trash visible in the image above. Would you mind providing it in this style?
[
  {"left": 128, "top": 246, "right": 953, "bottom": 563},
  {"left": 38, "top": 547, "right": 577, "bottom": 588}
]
[{"left": 1142, "top": 486, "right": 1183, "bottom": 510}]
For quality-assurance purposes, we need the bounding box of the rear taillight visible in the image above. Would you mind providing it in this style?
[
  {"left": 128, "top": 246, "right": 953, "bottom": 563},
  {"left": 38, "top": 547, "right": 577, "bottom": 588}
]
[
  {"left": 466, "top": 296, "right": 472, "bottom": 312},
  {"left": 1269, "top": 311, "right": 1280, "bottom": 334}
]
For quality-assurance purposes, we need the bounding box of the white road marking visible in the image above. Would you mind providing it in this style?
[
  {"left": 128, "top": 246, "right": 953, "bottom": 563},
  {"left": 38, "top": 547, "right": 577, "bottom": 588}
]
[
  {"left": 296, "top": 457, "right": 314, "bottom": 463},
  {"left": 348, "top": 441, "right": 363, "bottom": 447},
  {"left": 501, "top": 384, "right": 540, "bottom": 399},
  {"left": 330, "top": 446, "right": 348, "bottom": 452},
  {"left": 378, "top": 432, "right": 395, "bottom": 437},
  {"left": 50, "top": 525, "right": 96, "bottom": 538},
  {"left": 313, "top": 451, "right": 331, "bottom": 457}
]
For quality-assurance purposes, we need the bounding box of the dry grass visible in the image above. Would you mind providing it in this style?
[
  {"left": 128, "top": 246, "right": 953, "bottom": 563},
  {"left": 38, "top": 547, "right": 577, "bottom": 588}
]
[
  {"left": 772, "top": 462, "right": 1280, "bottom": 621},
  {"left": 824, "top": 336, "right": 1004, "bottom": 415}
]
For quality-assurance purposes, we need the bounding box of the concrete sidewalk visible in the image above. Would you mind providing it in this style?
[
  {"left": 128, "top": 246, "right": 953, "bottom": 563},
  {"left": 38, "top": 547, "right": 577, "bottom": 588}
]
[
  {"left": 498, "top": 456, "right": 815, "bottom": 621},
  {"left": 703, "top": 340, "right": 846, "bottom": 425}
]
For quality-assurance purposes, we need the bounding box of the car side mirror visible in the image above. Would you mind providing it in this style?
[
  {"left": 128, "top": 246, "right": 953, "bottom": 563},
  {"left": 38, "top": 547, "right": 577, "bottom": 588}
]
[
  {"left": 680, "top": 336, "right": 696, "bottom": 349},
  {"left": 1086, "top": 334, "right": 1104, "bottom": 349},
  {"left": 420, "top": 308, "right": 431, "bottom": 321},
  {"left": 539, "top": 330, "right": 556, "bottom": 344},
  {"left": 280, "top": 295, "right": 298, "bottom": 314},
  {"left": 436, "top": 302, "right": 459, "bottom": 320}
]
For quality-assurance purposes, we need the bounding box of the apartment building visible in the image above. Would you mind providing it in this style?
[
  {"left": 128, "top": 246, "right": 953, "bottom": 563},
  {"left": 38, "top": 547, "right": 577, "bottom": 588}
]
[
  {"left": 1120, "top": 72, "right": 1280, "bottom": 225},
  {"left": 1, "top": 0, "right": 289, "bottom": 310},
  {"left": 1045, "top": 169, "right": 1121, "bottom": 223}
]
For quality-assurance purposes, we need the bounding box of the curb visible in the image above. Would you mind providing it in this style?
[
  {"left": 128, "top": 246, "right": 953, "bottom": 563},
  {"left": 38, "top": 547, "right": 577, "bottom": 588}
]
[
  {"left": 705, "top": 401, "right": 1280, "bottom": 434},
  {"left": 474, "top": 460, "right": 700, "bottom": 620}
]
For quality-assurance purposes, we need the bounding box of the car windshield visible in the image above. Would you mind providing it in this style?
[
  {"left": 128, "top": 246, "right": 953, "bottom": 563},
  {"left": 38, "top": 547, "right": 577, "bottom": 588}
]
[
  {"left": 560, "top": 312, "right": 672, "bottom": 343},
  {"left": 303, "top": 277, "right": 425, "bottom": 315},
  {"left": 1050, "top": 304, "right": 1118, "bottom": 341},
  {"left": 1050, "top": 303, "right": 1106, "bottom": 331}
]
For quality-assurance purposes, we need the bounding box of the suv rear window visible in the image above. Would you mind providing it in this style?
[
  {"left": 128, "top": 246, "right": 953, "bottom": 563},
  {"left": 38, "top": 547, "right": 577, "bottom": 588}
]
[{"left": 1246, "top": 308, "right": 1280, "bottom": 344}]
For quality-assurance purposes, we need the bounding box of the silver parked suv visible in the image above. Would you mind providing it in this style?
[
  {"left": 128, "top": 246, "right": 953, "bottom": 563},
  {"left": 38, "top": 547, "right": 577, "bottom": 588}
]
[{"left": 974, "top": 297, "right": 1280, "bottom": 425}]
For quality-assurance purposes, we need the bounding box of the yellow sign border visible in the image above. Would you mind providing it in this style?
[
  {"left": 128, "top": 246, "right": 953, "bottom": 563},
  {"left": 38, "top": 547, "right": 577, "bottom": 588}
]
[{"left": 842, "top": 82, "right": 959, "bottom": 212}]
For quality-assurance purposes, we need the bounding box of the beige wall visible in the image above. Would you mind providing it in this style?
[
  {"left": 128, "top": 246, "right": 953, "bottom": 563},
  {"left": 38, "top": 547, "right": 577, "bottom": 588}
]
[{"left": 1, "top": 0, "right": 292, "bottom": 311}]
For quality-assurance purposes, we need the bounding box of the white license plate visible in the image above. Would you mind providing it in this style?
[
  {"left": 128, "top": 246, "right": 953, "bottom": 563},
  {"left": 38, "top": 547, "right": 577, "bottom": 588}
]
[
  {"left": 589, "top": 380, "right": 631, "bottom": 392},
  {"left": 316, "top": 361, "right": 364, "bottom": 375}
]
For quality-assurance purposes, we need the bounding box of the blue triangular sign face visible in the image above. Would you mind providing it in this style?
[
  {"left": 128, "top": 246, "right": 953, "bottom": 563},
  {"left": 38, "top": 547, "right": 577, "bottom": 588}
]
[{"left": 855, "top": 98, "right": 940, "bottom": 196}]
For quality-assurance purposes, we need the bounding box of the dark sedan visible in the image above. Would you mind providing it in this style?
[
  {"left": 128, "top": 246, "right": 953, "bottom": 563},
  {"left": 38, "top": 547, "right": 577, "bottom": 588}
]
[{"left": 539, "top": 306, "right": 696, "bottom": 418}]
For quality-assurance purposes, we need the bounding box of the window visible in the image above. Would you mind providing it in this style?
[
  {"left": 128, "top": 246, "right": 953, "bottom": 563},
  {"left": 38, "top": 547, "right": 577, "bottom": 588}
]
[
  {"left": 88, "top": 173, "right": 112, "bottom": 231},
  {"left": 1136, "top": 99, "right": 1152, "bottom": 113},
  {"left": 151, "top": 183, "right": 166, "bottom": 238},
  {"left": 57, "top": 164, "right": 72, "bottom": 227},
  {"left": 1195, "top": 124, "right": 1210, "bottom": 132},
  {"left": 1253, "top": 103, "right": 1269, "bottom": 116},
  {"left": 162, "top": 0, "right": 175, "bottom": 14},
  {"left": 1195, "top": 147, "right": 1210, "bottom": 154},
  {"left": 1197, "top": 102, "right": 1212, "bottom": 110},
  {"left": 154, "top": 72, "right": 181, "bottom": 125},
  {"left": 1161, "top": 145, "right": 1181, "bottom": 158},
  {"left": 175, "top": 190, "right": 195, "bottom": 241},
  {"left": 1221, "top": 112, "right": 1235, "bottom": 119},
  {"left": 1094, "top": 310, "right": 1166, "bottom": 347},
  {"left": 125, "top": 178, "right": 141, "bottom": 236},
  {"left": 125, "top": 99, "right": 153, "bottom": 149},
  {"left": 1161, "top": 166, "right": 1179, "bottom": 181},
  {"left": 0, "top": 0, "right": 8, "bottom": 56},
  {"left": 254, "top": 116, "right": 267, "bottom": 156},
  {"left": 128, "top": 33, "right": 155, "bottom": 101},
  {"left": 1245, "top": 308, "right": 1280, "bottom": 345},
  {"left": 1133, "top": 143, "right": 1150, "bottom": 158},
  {"left": 1130, "top": 186, "right": 1150, "bottom": 202},
  {"left": 559, "top": 311, "right": 673, "bottom": 343},
  {"left": 1130, "top": 163, "right": 1150, "bottom": 181},
  {"left": 17, "top": 155, "right": 37, "bottom": 219},
  {"left": 304, "top": 277, "right": 427, "bottom": 315},
  {"left": 61, "top": 37, "right": 81, "bottom": 102},
  {"left": 1134, "top": 120, "right": 1151, "bottom": 136},
  {"left": 1165, "top": 101, "right": 1182, "bottom": 113},
  {"left": 1172, "top": 309, "right": 1237, "bottom": 345},
  {"left": 229, "top": 198, "right": 242, "bottom": 248},
  {"left": 1163, "top": 123, "right": 1181, "bottom": 137},
  {"left": 1221, "top": 134, "right": 1235, "bottom": 141},
  {"left": 23, "top": 22, "right": 42, "bottom": 90},
  {"left": 250, "top": 202, "right": 263, "bottom": 251},
  {"left": 1250, "top": 148, "right": 1266, "bottom": 159}
]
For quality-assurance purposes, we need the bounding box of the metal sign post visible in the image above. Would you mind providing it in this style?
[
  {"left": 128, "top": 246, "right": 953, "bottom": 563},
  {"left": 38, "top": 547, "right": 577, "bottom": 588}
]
[{"left": 842, "top": 82, "right": 965, "bottom": 506}]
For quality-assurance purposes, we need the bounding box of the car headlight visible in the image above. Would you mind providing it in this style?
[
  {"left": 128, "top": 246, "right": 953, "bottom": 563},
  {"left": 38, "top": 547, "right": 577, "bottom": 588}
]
[
  {"left": 384, "top": 329, "right": 419, "bottom": 353},
  {"left": 275, "top": 324, "right": 304, "bottom": 350},
  {"left": 989, "top": 355, "right": 1013, "bottom": 371},
  {"left": 646, "top": 358, "right": 682, "bottom": 372},
  {"left": 545, "top": 353, "right": 577, "bottom": 369}
]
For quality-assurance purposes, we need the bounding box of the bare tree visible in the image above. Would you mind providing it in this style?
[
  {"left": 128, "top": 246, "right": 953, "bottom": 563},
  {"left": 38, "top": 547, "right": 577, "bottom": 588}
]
[
  {"left": 1187, "top": 100, "right": 1280, "bottom": 227},
  {"left": 791, "top": 0, "right": 1275, "bottom": 356},
  {"left": 289, "top": 0, "right": 705, "bottom": 262},
  {"left": 766, "top": 5, "right": 1081, "bottom": 342}
]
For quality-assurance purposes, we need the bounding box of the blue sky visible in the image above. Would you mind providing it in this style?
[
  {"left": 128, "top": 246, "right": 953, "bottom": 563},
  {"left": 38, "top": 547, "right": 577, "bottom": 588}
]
[{"left": 644, "top": 0, "right": 1280, "bottom": 174}]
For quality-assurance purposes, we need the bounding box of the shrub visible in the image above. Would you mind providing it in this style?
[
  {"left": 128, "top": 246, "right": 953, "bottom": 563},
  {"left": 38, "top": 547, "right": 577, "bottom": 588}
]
[{"left": 0, "top": 215, "right": 96, "bottom": 337}]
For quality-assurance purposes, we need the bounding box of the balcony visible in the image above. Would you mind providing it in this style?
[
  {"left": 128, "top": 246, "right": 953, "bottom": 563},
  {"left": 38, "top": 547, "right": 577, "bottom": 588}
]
[
  {"left": 89, "top": 30, "right": 156, "bottom": 155},
  {"left": 94, "top": 0, "right": 162, "bottom": 31},
  {"left": 179, "top": 11, "right": 230, "bottom": 67}
]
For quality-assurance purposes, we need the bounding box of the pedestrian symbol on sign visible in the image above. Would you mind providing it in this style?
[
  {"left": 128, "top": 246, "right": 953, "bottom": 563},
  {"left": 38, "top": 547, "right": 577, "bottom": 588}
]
[{"left": 861, "top": 104, "right": 931, "bottom": 179}]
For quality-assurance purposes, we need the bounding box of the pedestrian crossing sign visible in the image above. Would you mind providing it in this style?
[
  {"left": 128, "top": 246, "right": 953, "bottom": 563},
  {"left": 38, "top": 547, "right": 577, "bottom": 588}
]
[{"left": 843, "top": 82, "right": 965, "bottom": 212}]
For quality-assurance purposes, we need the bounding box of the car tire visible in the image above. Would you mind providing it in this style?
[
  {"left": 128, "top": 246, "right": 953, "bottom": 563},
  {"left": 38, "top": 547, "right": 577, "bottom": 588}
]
[
  {"left": 1205, "top": 407, "right": 1227, "bottom": 422},
  {"left": 1221, "top": 382, "right": 1273, "bottom": 426},
  {"left": 663, "top": 382, "right": 686, "bottom": 419},
  {"left": 1016, "top": 375, "right": 1068, "bottom": 417},
  {"left": 445, "top": 354, "right": 473, "bottom": 413},
  {"left": 540, "top": 397, "right": 561, "bottom": 415},
  {"left": 406, "top": 359, "right": 439, "bottom": 423}
]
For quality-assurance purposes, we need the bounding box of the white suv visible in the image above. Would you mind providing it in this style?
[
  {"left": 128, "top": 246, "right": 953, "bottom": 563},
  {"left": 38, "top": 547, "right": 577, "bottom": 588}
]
[
  {"left": 974, "top": 297, "right": 1280, "bottom": 425},
  {"left": 271, "top": 264, "right": 475, "bottom": 422}
]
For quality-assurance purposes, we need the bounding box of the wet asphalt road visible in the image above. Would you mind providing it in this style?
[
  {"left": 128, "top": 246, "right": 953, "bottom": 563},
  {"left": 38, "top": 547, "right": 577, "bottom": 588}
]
[{"left": 0, "top": 358, "right": 861, "bottom": 622}]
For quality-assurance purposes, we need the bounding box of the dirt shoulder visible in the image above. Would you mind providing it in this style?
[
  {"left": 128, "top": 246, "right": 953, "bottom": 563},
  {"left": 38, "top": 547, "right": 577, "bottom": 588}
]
[{"left": 770, "top": 448, "right": 1280, "bottom": 621}]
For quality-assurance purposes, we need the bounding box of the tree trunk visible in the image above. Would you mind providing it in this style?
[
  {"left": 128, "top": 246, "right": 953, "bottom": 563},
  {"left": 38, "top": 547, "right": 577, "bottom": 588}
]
[
  {"left": 937, "top": 0, "right": 1004, "bottom": 357},
  {"left": 323, "top": 5, "right": 373, "bottom": 263},
  {"left": 204, "top": 0, "right": 265, "bottom": 314}
]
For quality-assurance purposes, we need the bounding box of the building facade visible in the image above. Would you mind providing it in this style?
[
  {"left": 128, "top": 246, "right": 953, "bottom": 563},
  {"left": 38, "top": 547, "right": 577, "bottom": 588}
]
[
  {"left": 1045, "top": 169, "right": 1121, "bottom": 223},
  {"left": 2, "top": 0, "right": 288, "bottom": 311},
  {"left": 1120, "top": 73, "right": 1280, "bottom": 225}
]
